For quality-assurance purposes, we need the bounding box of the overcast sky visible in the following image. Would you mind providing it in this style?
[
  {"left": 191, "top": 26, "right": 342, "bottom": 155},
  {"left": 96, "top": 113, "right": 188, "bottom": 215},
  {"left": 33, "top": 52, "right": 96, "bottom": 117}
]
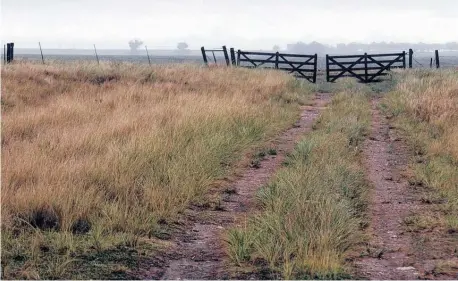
[{"left": 2, "top": 0, "right": 458, "bottom": 49}]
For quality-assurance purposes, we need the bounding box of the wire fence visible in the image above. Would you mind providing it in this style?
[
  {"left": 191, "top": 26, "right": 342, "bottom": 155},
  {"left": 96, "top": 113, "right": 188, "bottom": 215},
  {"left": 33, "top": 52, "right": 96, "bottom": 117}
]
[{"left": 3, "top": 43, "right": 458, "bottom": 70}]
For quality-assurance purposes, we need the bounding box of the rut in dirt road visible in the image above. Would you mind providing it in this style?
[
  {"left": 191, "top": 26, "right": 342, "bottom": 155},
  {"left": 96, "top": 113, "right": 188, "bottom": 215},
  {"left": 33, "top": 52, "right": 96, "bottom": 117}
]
[
  {"left": 355, "top": 98, "right": 420, "bottom": 280},
  {"left": 159, "top": 93, "right": 331, "bottom": 280}
]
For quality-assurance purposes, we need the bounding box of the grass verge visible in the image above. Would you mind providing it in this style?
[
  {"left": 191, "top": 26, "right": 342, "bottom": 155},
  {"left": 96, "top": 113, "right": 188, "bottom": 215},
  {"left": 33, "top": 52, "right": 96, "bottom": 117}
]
[
  {"left": 1, "top": 61, "right": 313, "bottom": 279},
  {"left": 226, "top": 83, "right": 371, "bottom": 279},
  {"left": 381, "top": 69, "right": 458, "bottom": 232}
]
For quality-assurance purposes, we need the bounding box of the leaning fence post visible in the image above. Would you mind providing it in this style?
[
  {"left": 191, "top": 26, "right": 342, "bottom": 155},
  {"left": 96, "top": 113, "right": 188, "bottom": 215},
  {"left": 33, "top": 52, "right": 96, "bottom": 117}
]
[
  {"left": 230, "top": 48, "right": 236, "bottom": 66},
  {"left": 435, "top": 50, "right": 440, "bottom": 68},
  {"left": 200, "top": 47, "right": 208, "bottom": 66},
  {"left": 93, "top": 44, "right": 100, "bottom": 65},
  {"left": 313, "top": 54, "right": 318, "bottom": 83},
  {"left": 364, "top": 53, "right": 368, "bottom": 83},
  {"left": 145, "top": 45, "right": 151, "bottom": 66},
  {"left": 39, "top": 42, "right": 45, "bottom": 64},
  {"left": 222, "top": 45, "right": 230, "bottom": 66},
  {"left": 408, "top": 48, "right": 413, "bottom": 68}
]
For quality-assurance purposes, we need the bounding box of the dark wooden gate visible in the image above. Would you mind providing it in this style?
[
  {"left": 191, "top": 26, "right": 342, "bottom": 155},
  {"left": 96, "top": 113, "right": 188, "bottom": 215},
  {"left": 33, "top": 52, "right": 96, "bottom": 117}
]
[
  {"left": 236, "top": 50, "right": 318, "bottom": 83},
  {"left": 326, "top": 52, "right": 406, "bottom": 83}
]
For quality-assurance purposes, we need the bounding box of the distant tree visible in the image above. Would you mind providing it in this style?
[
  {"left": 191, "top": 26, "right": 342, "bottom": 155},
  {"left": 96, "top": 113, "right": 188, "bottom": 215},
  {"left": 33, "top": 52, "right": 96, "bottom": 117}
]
[
  {"left": 129, "top": 39, "right": 144, "bottom": 52},
  {"left": 177, "top": 42, "right": 189, "bottom": 50},
  {"left": 272, "top": 45, "right": 280, "bottom": 52}
]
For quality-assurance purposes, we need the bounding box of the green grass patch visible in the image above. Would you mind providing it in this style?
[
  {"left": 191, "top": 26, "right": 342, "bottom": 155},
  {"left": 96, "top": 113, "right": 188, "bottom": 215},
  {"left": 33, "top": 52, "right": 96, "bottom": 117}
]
[{"left": 226, "top": 89, "right": 371, "bottom": 279}]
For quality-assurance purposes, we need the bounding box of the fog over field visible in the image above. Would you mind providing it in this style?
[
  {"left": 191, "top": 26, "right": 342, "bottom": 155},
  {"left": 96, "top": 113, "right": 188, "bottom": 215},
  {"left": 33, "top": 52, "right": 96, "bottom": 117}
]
[{"left": 2, "top": 0, "right": 458, "bottom": 51}]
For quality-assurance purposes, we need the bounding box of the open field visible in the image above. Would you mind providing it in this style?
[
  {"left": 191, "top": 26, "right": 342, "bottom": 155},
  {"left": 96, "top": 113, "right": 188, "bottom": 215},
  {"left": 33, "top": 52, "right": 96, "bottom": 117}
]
[
  {"left": 1, "top": 60, "right": 457, "bottom": 280},
  {"left": 1, "top": 61, "right": 313, "bottom": 279}
]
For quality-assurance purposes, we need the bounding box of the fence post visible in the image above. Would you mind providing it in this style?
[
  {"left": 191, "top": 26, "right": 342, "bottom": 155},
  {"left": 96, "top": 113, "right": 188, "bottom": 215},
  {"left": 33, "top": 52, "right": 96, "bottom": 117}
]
[
  {"left": 275, "top": 52, "right": 279, "bottom": 69},
  {"left": 11, "top": 43, "right": 14, "bottom": 63},
  {"left": 313, "top": 54, "right": 318, "bottom": 83},
  {"left": 230, "top": 48, "right": 236, "bottom": 66},
  {"left": 435, "top": 50, "right": 440, "bottom": 68},
  {"left": 93, "top": 44, "right": 100, "bottom": 65},
  {"left": 145, "top": 46, "right": 151, "bottom": 66},
  {"left": 237, "top": 50, "right": 241, "bottom": 66},
  {"left": 430, "top": 58, "right": 433, "bottom": 68},
  {"left": 200, "top": 47, "right": 208, "bottom": 66},
  {"left": 364, "top": 53, "right": 368, "bottom": 83},
  {"left": 3, "top": 44, "right": 5, "bottom": 64},
  {"left": 402, "top": 51, "right": 406, "bottom": 69},
  {"left": 325, "top": 54, "right": 330, "bottom": 82},
  {"left": 222, "top": 46, "right": 230, "bottom": 66},
  {"left": 408, "top": 48, "right": 413, "bottom": 68},
  {"left": 39, "top": 42, "right": 45, "bottom": 64},
  {"left": 6, "top": 43, "right": 12, "bottom": 63}
]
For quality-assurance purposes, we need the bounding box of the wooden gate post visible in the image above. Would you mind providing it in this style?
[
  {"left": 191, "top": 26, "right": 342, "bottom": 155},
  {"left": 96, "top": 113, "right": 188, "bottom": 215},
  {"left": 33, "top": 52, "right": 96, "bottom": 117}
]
[
  {"left": 6, "top": 43, "right": 10, "bottom": 63},
  {"left": 430, "top": 58, "right": 433, "bottom": 68},
  {"left": 313, "top": 54, "right": 318, "bottom": 83},
  {"left": 275, "top": 52, "right": 279, "bottom": 69},
  {"left": 364, "top": 53, "right": 368, "bottom": 83},
  {"left": 402, "top": 51, "right": 406, "bottom": 69},
  {"left": 6, "top": 43, "right": 13, "bottom": 63},
  {"left": 435, "top": 50, "right": 440, "bottom": 68},
  {"left": 408, "top": 49, "right": 413, "bottom": 68},
  {"left": 236, "top": 50, "right": 241, "bottom": 66},
  {"left": 222, "top": 46, "right": 230, "bottom": 66},
  {"left": 229, "top": 48, "right": 236, "bottom": 66},
  {"left": 200, "top": 47, "right": 208, "bottom": 66},
  {"left": 11, "top": 43, "right": 14, "bottom": 63},
  {"left": 325, "top": 54, "right": 330, "bottom": 82}
]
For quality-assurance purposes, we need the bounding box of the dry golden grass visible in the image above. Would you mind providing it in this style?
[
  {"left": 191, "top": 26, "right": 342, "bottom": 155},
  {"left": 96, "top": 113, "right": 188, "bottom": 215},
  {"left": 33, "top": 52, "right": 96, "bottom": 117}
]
[
  {"left": 1, "top": 61, "right": 312, "bottom": 279},
  {"left": 383, "top": 69, "right": 458, "bottom": 230}
]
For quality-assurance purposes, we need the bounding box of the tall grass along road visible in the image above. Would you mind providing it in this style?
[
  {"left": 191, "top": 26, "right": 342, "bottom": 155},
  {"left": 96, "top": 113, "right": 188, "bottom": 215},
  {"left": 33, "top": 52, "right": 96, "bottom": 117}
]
[
  {"left": 161, "top": 93, "right": 330, "bottom": 280},
  {"left": 227, "top": 83, "right": 372, "bottom": 279},
  {"left": 1, "top": 61, "right": 313, "bottom": 279},
  {"left": 379, "top": 69, "right": 458, "bottom": 279}
]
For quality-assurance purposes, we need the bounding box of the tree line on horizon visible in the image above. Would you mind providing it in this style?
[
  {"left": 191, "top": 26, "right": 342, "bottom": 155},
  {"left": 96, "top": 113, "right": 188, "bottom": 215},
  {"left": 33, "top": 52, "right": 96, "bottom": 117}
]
[{"left": 281, "top": 41, "right": 458, "bottom": 54}]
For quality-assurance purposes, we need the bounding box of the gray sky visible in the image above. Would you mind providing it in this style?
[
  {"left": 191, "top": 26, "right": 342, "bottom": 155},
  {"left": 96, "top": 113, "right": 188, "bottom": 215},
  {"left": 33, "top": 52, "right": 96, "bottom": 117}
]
[{"left": 2, "top": 0, "right": 458, "bottom": 49}]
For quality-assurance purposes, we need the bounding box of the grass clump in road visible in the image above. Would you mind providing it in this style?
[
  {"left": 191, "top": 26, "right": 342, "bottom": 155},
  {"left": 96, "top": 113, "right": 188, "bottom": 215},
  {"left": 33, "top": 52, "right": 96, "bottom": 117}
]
[
  {"left": 227, "top": 86, "right": 371, "bottom": 279},
  {"left": 382, "top": 69, "right": 458, "bottom": 232},
  {"left": 1, "top": 61, "right": 313, "bottom": 279}
]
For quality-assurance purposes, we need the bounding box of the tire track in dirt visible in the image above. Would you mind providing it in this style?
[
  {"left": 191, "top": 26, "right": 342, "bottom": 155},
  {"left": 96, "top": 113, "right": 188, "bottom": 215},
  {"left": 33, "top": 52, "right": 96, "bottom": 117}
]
[
  {"left": 355, "top": 97, "right": 420, "bottom": 279},
  {"left": 156, "top": 93, "right": 331, "bottom": 280}
]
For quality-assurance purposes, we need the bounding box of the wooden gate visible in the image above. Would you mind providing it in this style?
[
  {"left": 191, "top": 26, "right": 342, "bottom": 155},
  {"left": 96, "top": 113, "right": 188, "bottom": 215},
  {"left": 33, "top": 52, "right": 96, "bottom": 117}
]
[
  {"left": 326, "top": 52, "right": 406, "bottom": 83},
  {"left": 236, "top": 50, "right": 318, "bottom": 83}
]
